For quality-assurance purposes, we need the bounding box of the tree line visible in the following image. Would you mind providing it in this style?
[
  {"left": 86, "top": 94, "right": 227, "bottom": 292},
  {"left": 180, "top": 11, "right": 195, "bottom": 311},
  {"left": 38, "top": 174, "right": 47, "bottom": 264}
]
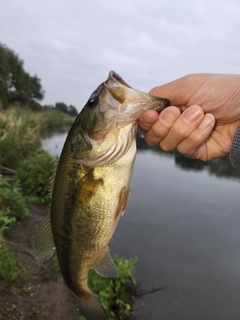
[{"left": 0, "top": 43, "right": 78, "bottom": 117}]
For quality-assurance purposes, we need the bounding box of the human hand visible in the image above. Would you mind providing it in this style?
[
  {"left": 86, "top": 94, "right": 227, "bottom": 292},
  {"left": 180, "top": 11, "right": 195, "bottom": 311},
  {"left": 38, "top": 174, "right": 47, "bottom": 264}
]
[{"left": 138, "top": 74, "right": 240, "bottom": 161}]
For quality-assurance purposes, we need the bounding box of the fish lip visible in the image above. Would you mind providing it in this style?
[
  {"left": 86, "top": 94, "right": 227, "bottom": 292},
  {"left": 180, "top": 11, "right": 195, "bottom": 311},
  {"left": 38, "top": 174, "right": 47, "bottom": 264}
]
[
  {"left": 89, "top": 82, "right": 105, "bottom": 99},
  {"left": 108, "top": 70, "right": 132, "bottom": 88}
]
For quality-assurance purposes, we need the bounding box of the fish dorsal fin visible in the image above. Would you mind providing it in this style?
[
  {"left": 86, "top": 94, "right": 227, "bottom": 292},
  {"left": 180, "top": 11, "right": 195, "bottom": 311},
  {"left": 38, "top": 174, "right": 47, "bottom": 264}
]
[
  {"left": 30, "top": 210, "right": 56, "bottom": 265},
  {"left": 93, "top": 248, "right": 118, "bottom": 278}
]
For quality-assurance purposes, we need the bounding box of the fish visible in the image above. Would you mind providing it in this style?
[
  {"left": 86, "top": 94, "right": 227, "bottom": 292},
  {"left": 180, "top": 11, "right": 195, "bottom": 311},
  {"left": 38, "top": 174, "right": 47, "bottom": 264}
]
[{"left": 31, "top": 71, "right": 169, "bottom": 320}]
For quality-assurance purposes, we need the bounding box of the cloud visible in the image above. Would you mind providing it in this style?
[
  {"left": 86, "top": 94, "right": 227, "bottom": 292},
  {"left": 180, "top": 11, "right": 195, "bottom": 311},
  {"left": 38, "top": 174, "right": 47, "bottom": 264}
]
[{"left": 1, "top": 0, "right": 240, "bottom": 110}]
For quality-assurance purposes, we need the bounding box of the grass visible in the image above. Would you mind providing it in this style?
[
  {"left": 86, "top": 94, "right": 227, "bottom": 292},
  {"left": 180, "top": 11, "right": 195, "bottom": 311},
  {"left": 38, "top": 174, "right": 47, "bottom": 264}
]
[
  {"left": 0, "top": 175, "right": 30, "bottom": 234},
  {"left": 0, "top": 242, "right": 24, "bottom": 282},
  {"left": 0, "top": 105, "right": 73, "bottom": 170},
  {"left": 15, "top": 150, "right": 55, "bottom": 203}
]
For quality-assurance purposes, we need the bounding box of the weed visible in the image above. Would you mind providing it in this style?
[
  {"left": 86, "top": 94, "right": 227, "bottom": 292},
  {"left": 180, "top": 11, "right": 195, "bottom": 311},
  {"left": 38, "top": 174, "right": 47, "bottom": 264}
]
[
  {"left": 15, "top": 150, "right": 55, "bottom": 203},
  {"left": 0, "top": 176, "right": 30, "bottom": 234},
  {"left": 79, "top": 255, "right": 137, "bottom": 320},
  {"left": 0, "top": 242, "right": 24, "bottom": 282}
]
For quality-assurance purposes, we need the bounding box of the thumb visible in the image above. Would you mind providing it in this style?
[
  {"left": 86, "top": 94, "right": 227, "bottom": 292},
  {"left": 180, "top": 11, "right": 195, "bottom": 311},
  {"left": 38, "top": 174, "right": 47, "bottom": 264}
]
[{"left": 149, "top": 74, "right": 201, "bottom": 108}]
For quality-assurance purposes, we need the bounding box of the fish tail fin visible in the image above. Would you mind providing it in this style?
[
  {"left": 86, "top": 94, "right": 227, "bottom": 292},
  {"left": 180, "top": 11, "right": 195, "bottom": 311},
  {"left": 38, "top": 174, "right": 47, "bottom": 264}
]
[{"left": 74, "top": 290, "right": 108, "bottom": 320}]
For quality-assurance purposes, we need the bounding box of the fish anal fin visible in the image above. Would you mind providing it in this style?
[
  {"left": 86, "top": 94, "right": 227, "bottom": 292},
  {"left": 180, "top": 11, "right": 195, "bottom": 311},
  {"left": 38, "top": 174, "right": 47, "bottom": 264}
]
[
  {"left": 114, "top": 186, "right": 131, "bottom": 222},
  {"left": 93, "top": 247, "right": 118, "bottom": 278},
  {"left": 30, "top": 210, "right": 56, "bottom": 265}
]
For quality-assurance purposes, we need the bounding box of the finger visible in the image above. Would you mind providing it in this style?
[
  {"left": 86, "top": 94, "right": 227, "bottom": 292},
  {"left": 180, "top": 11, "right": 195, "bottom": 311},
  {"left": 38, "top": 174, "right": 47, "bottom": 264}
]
[
  {"left": 149, "top": 75, "right": 192, "bottom": 106},
  {"left": 176, "top": 113, "right": 215, "bottom": 159},
  {"left": 144, "top": 107, "right": 181, "bottom": 146},
  {"left": 159, "top": 105, "right": 204, "bottom": 151},
  {"left": 149, "top": 74, "right": 207, "bottom": 111},
  {"left": 138, "top": 110, "right": 159, "bottom": 132}
]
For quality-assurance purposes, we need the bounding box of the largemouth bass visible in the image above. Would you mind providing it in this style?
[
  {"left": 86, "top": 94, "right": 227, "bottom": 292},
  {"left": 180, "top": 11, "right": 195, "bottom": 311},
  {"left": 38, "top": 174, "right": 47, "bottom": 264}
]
[{"left": 31, "top": 71, "right": 169, "bottom": 320}]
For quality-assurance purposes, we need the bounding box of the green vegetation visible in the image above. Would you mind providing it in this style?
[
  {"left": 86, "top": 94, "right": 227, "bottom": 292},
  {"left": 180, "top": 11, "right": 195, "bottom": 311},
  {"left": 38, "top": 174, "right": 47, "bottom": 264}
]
[
  {"left": 54, "top": 102, "right": 78, "bottom": 117},
  {"left": 0, "top": 242, "right": 24, "bottom": 282},
  {"left": 79, "top": 256, "right": 137, "bottom": 320},
  {"left": 0, "top": 107, "right": 67, "bottom": 202},
  {"left": 0, "top": 106, "right": 73, "bottom": 168},
  {"left": 0, "top": 175, "right": 30, "bottom": 233},
  {"left": 16, "top": 150, "right": 55, "bottom": 203},
  {"left": 0, "top": 43, "right": 44, "bottom": 109}
]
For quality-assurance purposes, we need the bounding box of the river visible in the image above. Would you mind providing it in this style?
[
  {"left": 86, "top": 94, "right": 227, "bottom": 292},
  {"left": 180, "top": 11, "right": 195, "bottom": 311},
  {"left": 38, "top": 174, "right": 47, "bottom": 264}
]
[{"left": 42, "top": 133, "right": 240, "bottom": 320}]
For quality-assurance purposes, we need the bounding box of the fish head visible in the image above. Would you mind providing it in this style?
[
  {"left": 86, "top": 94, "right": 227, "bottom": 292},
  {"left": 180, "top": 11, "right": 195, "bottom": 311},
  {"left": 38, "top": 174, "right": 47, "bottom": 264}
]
[
  {"left": 80, "top": 71, "right": 169, "bottom": 140},
  {"left": 70, "top": 71, "right": 169, "bottom": 166}
]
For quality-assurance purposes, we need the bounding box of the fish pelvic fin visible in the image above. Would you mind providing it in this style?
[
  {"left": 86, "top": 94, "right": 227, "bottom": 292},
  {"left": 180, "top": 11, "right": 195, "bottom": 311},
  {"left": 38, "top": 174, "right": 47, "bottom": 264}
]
[
  {"left": 74, "top": 290, "right": 108, "bottom": 320},
  {"left": 30, "top": 210, "right": 56, "bottom": 265},
  {"left": 93, "top": 247, "right": 118, "bottom": 278}
]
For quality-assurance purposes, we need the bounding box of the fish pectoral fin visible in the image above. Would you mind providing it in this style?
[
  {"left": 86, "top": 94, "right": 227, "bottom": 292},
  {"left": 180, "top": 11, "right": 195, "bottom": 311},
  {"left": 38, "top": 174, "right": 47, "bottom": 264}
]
[
  {"left": 93, "top": 248, "right": 118, "bottom": 278},
  {"left": 114, "top": 186, "right": 131, "bottom": 222},
  {"left": 30, "top": 210, "right": 56, "bottom": 265}
]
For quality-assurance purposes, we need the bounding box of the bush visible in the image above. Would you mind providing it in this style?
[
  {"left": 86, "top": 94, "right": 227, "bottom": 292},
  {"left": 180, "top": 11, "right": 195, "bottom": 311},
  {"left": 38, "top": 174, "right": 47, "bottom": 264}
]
[
  {"left": 15, "top": 150, "right": 55, "bottom": 203},
  {"left": 0, "top": 175, "right": 30, "bottom": 234}
]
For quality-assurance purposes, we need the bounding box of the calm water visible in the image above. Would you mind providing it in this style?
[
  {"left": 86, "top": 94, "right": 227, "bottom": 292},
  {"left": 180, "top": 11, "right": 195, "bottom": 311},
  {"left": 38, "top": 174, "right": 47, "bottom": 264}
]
[{"left": 42, "top": 133, "right": 240, "bottom": 320}]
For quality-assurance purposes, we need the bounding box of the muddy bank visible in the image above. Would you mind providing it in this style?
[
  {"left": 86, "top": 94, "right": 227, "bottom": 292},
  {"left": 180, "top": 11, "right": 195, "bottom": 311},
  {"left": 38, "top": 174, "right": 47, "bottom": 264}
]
[{"left": 0, "top": 204, "right": 78, "bottom": 320}]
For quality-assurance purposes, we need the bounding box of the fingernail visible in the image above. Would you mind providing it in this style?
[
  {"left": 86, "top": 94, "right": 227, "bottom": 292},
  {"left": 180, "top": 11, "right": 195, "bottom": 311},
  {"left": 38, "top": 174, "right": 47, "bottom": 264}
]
[
  {"left": 183, "top": 106, "right": 201, "bottom": 123},
  {"left": 142, "top": 115, "right": 155, "bottom": 126},
  {"left": 199, "top": 114, "right": 215, "bottom": 129},
  {"left": 160, "top": 110, "right": 178, "bottom": 126}
]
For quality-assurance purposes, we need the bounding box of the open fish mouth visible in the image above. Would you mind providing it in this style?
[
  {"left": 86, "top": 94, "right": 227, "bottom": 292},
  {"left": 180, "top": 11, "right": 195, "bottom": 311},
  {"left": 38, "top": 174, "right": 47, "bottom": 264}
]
[{"left": 107, "top": 70, "right": 132, "bottom": 89}]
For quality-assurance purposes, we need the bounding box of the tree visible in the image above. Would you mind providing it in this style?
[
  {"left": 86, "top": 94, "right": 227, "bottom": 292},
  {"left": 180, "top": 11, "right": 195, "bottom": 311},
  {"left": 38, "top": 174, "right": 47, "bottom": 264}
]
[
  {"left": 0, "top": 43, "right": 44, "bottom": 108},
  {"left": 68, "top": 105, "right": 78, "bottom": 117},
  {"left": 55, "top": 102, "right": 68, "bottom": 114},
  {"left": 30, "top": 75, "right": 44, "bottom": 100}
]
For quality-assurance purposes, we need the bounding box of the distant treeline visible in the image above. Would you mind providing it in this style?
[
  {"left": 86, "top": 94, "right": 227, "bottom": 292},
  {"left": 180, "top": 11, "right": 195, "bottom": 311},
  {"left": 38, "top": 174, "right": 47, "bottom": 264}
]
[
  {"left": 50, "top": 102, "right": 78, "bottom": 117},
  {"left": 0, "top": 43, "right": 78, "bottom": 117}
]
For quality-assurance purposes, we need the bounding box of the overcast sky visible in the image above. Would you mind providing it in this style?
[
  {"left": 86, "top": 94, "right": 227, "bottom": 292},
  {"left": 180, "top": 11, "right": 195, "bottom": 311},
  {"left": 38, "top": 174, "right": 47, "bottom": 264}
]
[{"left": 1, "top": 0, "right": 240, "bottom": 110}]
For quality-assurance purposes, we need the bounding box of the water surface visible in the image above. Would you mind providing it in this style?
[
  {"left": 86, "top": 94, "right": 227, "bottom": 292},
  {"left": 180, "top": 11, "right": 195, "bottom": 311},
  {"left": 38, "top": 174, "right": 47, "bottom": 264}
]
[{"left": 43, "top": 133, "right": 240, "bottom": 320}]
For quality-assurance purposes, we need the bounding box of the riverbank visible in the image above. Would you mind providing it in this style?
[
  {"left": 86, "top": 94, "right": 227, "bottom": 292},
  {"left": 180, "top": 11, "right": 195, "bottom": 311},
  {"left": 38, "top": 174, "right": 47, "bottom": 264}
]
[{"left": 0, "top": 204, "right": 79, "bottom": 320}]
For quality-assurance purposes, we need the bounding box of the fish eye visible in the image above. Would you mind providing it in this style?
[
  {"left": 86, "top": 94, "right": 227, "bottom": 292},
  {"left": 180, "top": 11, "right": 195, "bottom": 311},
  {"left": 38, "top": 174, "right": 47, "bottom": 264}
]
[{"left": 88, "top": 95, "right": 98, "bottom": 107}]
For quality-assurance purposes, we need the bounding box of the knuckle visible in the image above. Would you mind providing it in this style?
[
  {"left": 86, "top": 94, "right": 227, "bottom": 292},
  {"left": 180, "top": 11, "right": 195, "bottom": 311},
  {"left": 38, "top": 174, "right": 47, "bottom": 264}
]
[
  {"left": 171, "top": 126, "right": 188, "bottom": 139},
  {"left": 160, "top": 140, "right": 174, "bottom": 152},
  {"left": 151, "top": 124, "right": 165, "bottom": 138},
  {"left": 145, "top": 135, "right": 159, "bottom": 147}
]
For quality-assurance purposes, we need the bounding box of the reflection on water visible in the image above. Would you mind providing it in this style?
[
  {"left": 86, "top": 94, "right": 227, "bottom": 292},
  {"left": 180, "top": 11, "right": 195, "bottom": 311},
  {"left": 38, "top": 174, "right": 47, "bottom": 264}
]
[
  {"left": 43, "top": 132, "right": 240, "bottom": 320},
  {"left": 137, "top": 134, "right": 240, "bottom": 180},
  {"left": 42, "top": 132, "right": 68, "bottom": 157}
]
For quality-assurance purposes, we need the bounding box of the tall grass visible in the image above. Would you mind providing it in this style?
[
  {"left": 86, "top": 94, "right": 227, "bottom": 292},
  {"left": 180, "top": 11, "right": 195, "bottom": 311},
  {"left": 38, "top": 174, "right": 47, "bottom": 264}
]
[
  {"left": 0, "top": 105, "right": 74, "bottom": 169},
  {"left": 0, "top": 106, "right": 74, "bottom": 201}
]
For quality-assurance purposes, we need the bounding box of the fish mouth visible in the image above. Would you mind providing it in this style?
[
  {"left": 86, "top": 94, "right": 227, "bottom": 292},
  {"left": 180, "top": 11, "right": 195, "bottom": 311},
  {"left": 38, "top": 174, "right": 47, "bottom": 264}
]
[
  {"left": 107, "top": 70, "right": 132, "bottom": 89},
  {"left": 105, "top": 70, "right": 170, "bottom": 113}
]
